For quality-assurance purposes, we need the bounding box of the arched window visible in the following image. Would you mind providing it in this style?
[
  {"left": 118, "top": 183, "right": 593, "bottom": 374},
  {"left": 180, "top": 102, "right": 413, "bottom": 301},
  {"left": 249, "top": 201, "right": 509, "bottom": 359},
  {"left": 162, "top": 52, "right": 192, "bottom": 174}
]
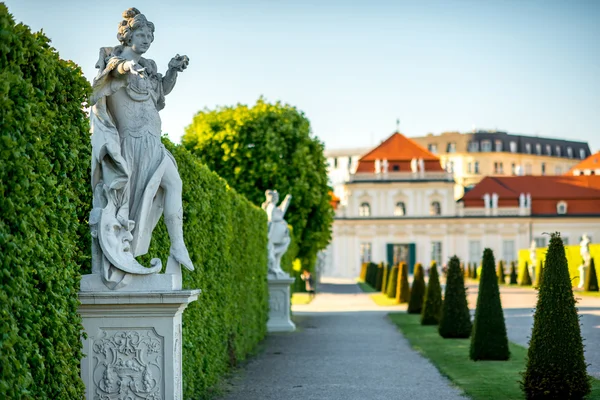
[
  {"left": 557, "top": 201, "right": 568, "bottom": 215},
  {"left": 430, "top": 201, "right": 441, "bottom": 216},
  {"left": 394, "top": 202, "right": 406, "bottom": 216},
  {"left": 359, "top": 202, "right": 371, "bottom": 217}
]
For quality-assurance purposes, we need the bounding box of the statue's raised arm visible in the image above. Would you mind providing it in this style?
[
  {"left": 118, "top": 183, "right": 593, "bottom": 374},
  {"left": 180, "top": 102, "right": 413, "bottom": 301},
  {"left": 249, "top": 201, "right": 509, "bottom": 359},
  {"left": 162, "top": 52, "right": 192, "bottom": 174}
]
[{"left": 279, "top": 194, "right": 292, "bottom": 216}]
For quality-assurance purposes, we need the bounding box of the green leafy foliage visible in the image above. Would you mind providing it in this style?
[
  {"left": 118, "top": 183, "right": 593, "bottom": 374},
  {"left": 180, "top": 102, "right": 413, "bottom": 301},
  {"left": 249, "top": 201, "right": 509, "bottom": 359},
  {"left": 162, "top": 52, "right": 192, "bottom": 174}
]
[
  {"left": 439, "top": 256, "right": 471, "bottom": 338},
  {"left": 365, "top": 262, "right": 378, "bottom": 288},
  {"left": 498, "top": 260, "right": 506, "bottom": 285},
  {"left": 0, "top": 6, "right": 91, "bottom": 397},
  {"left": 407, "top": 263, "right": 426, "bottom": 314},
  {"left": 470, "top": 249, "right": 510, "bottom": 361},
  {"left": 535, "top": 259, "right": 544, "bottom": 288},
  {"left": 466, "top": 263, "right": 472, "bottom": 279},
  {"left": 521, "top": 233, "right": 591, "bottom": 399},
  {"left": 375, "top": 262, "right": 384, "bottom": 291},
  {"left": 142, "top": 140, "right": 269, "bottom": 396},
  {"left": 584, "top": 258, "right": 599, "bottom": 292},
  {"left": 472, "top": 262, "right": 478, "bottom": 280},
  {"left": 396, "top": 262, "right": 410, "bottom": 303},
  {"left": 381, "top": 263, "right": 389, "bottom": 294},
  {"left": 520, "top": 261, "right": 532, "bottom": 286},
  {"left": 421, "top": 262, "right": 442, "bottom": 325},
  {"left": 386, "top": 265, "right": 399, "bottom": 298},
  {"left": 509, "top": 261, "right": 518, "bottom": 285},
  {"left": 182, "top": 99, "right": 334, "bottom": 270}
]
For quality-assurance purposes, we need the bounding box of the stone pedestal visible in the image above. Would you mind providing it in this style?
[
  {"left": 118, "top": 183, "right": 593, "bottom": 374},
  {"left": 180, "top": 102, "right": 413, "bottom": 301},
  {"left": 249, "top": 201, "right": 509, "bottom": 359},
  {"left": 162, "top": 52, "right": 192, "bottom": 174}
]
[
  {"left": 578, "top": 264, "right": 588, "bottom": 289},
  {"left": 267, "top": 276, "right": 296, "bottom": 332},
  {"left": 78, "top": 288, "right": 200, "bottom": 400}
]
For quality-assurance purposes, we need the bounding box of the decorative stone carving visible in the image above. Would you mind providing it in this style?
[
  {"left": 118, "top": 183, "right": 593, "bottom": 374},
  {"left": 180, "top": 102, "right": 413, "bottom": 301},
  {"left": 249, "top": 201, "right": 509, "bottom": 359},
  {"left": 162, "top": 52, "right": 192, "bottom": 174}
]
[
  {"left": 89, "top": 7, "right": 193, "bottom": 290},
  {"left": 262, "top": 190, "right": 292, "bottom": 278},
  {"left": 267, "top": 277, "right": 296, "bottom": 332}
]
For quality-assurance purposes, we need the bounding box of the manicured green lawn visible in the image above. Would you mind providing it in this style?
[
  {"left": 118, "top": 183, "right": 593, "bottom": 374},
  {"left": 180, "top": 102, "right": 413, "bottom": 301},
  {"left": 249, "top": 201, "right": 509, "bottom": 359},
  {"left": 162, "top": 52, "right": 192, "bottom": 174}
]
[
  {"left": 357, "top": 281, "right": 377, "bottom": 293},
  {"left": 291, "top": 293, "right": 313, "bottom": 305},
  {"left": 389, "top": 312, "right": 600, "bottom": 400},
  {"left": 369, "top": 293, "right": 399, "bottom": 306}
]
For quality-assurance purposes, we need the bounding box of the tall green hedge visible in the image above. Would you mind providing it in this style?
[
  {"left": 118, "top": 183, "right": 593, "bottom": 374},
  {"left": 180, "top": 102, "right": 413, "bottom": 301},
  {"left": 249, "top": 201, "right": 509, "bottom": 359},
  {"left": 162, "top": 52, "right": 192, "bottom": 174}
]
[
  {"left": 509, "top": 261, "right": 518, "bottom": 285},
  {"left": 0, "top": 7, "right": 90, "bottom": 398},
  {"left": 407, "top": 263, "right": 425, "bottom": 314},
  {"left": 375, "top": 262, "right": 384, "bottom": 291},
  {"left": 386, "top": 264, "right": 399, "bottom": 298},
  {"left": 439, "top": 256, "right": 471, "bottom": 338},
  {"left": 497, "top": 260, "right": 505, "bottom": 285},
  {"left": 421, "top": 262, "right": 442, "bottom": 325},
  {"left": 521, "top": 233, "right": 591, "bottom": 399},
  {"left": 520, "top": 261, "right": 532, "bottom": 286},
  {"left": 142, "top": 140, "right": 269, "bottom": 396},
  {"left": 585, "top": 258, "right": 599, "bottom": 292}
]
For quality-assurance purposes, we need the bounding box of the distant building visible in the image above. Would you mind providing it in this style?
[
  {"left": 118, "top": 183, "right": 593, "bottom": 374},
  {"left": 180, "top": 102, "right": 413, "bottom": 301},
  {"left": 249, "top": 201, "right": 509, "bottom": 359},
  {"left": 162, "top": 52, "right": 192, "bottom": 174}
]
[
  {"left": 566, "top": 151, "right": 600, "bottom": 176},
  {"left": 410, "top": 130, "right": 591, "bottom": 198},
  {"left": 325, "top": 131, "right": 600, "bottom": 279}
]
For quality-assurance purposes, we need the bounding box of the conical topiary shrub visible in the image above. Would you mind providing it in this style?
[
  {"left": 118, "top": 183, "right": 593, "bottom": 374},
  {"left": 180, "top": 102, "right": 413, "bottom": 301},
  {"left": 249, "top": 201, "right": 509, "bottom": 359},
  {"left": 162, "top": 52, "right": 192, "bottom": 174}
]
[
  {"left": 396, "top": 262, "right": 410, "bottom": 303},
  {"left": 509, "top": 261, "right": 518, "bottom": 285},
  {"left": 408, "top": 263, "right": 426, "bottom": 314},
  {"left": 375, "top": 263, "right": 384, "bottom": 291},
  {"left": 584, "top": 257, "right": 599, "bottom": 292},
  {"left": 521, "top": 233, "right": 591, "bottom": 399},
  {"left": 386, "top": 264, "right": 399, "bottom": 298},
  {"left": 439, "top": 256, "right": 472, "bottom": 338},
  {"left": 470, "top": 248, "right": 510, "bottom": 360},
  {"left": 360, "top": 262, "right": 368, "bottom": 281},
  {"left": 520, "top": 261, "right": 532, "bottom": 286},
  {"left": 381, "top": 263, "right": 389, "bottom": 294},
  {"left": 421, "top": 261, "right": 442, "bottom": 325},
  {"left": 473, "top": 263, "right": 478, "bottom": 280},
  {"left": 463, "top": 262, "right": 470, "bottom": 279},
  {"left": 467, "top": 263, "right": 473, "bottom": 279},
  {"left": 497, "top": 260, "right": 505, "bottom": 285},
  {"left": 534, "top": 259, "right": 544, "bottom": 288}
]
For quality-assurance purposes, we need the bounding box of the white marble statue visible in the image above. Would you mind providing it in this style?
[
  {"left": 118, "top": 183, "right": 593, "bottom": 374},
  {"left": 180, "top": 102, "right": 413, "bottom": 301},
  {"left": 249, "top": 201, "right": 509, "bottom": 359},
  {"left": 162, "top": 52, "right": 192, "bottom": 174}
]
[
  {"left": 492, "top": 193, "right": 499, "bottom": 209},
  {"left": 89, "top": 7, "right": 193, "bottom": 289},
  {"left": 374, "top": 159, "right": 381, "bottom": 174},
  {"left": 529, "top": 240, "right": 537, "bottom": 283},
  {"left": 262, "top": 190, "right": 292, "bottom": 278},
  {"left": 410, "top": 158, "right": 418, "bottom": 173},
  {"left": 382, "top": 158, "right": 389, "bottom": 174},
  {"left": 578, "top": 234, "right": 591, "bottom": 288}
]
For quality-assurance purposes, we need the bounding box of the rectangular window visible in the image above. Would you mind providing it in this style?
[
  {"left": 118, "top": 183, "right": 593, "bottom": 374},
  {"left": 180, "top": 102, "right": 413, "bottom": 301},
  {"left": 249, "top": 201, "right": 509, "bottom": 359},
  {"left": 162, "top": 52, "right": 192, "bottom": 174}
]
[
  {"left": 428, "top": 143, "right": 438, "bottom": 154},
  {"left": 510, "top": 141, "right": 517, "bottom": 153},
  {"left": 481, "top": 140, "right": 492, "bottom": 152},
  {"left": 334, "top": 157, "right": 338, "bottom": 168},
  {"left": 495, "top": 140, "right": 503, "bottom": 152},
  {"left": 494, "top": 162, "right": 504, "bottom": 174},
  {"left": 541, "top": 162, "right": 546, "bottom": 175},
  {"left": 468, "top": 162, "right": 472, "bottom": 173},
  {"left": 556, "top": 146, "right": 562, "bottom": 157},
  {"left": 431, "top": 241, "right": 442, "bottom": 266},
  {"left": 535, "top": 143, "right": 542, "bottom": 155},
  {"left": 534, "top": 237, "right": 547, "bottom": 248},
  {"left": 579, "top": 148, "right": 586, "bottom": 159},
  {"left": 546, "top": 144, "right": 552, "bottom": 156},
  {"left": 525, "top": 143, "right": 532, "bottom": 154},
  {"left": 511, "top": 163, "right": 516, "bottom": 175},
  {"left": 447, "top": 142, "right": 456, "bottom": 153},
  {"left": 502, "top": 240, "right": 515, "bottom": 263},
  {"left": 468, "top": 141, "right": 479, "bottom": 152},
  {"left": 360, "top": 243, "right": 372, "bottom": 263},
  {"left": 469, "top": 240, "right": 482, "bottom": 264},
  {"left": 567, "top": 147, "right": 573, "bottom": 158},
  {"left": 474, "top": 161, "right": 480, "bottom": 174}
]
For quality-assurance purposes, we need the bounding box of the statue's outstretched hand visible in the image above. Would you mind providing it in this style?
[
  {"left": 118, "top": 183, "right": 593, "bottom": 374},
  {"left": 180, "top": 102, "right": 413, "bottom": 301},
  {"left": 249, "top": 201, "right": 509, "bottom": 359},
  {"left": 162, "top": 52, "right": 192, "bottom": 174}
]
[{"left": 168, "top": 54, "right": 189, "bottom": 72}]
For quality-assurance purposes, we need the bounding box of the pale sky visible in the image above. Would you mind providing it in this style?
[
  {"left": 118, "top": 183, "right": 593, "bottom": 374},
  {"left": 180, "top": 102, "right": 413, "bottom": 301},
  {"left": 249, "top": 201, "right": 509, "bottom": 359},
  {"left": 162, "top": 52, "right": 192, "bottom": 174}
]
[{"left": 6, "top": 0, "right": 600, "bottom": 151}]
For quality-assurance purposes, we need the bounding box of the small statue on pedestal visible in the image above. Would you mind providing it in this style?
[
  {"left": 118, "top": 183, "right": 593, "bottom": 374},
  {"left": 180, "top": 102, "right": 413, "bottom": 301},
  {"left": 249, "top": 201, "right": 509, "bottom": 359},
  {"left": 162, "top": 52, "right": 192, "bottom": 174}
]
[
  {"left": 262, "top": 190, "right": 292, "bottom": 278},
  {"left": 529, "top": 240, "right": 537, "bottom": 283},
  {"left": 578, "top": 234, "right": 591, "bottom": 289}
]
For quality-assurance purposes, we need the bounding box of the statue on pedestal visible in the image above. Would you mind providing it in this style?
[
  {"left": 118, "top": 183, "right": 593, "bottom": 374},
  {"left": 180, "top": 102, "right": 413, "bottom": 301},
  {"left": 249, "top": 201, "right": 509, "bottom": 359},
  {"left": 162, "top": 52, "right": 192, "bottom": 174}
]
[
  {"left": 529, "top": 240, "right": 537, "bottom": 283},
  {"left": 89, "top": 7, "right": 193, "bottom": 289},
  {"left": 578, "top": 234, "right": 591, "bottom": 289},
  {"left": 262, "top": 190, "right": 292, "bottom": 278}
]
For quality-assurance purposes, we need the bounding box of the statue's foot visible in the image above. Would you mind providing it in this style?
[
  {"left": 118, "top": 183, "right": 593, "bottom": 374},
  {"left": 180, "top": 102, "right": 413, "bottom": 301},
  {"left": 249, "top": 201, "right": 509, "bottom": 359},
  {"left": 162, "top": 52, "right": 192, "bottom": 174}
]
[{"left": 170, "top": 243, "right": 194, "bottom": 271}]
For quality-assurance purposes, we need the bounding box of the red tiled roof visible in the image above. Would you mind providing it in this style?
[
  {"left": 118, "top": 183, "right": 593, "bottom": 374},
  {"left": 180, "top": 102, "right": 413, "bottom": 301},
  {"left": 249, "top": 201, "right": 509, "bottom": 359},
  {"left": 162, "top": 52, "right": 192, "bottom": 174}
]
[
  {"left": 356, "top": 132, "right": 444, "bottom": 173},
  {"left": 462, "top": 176, "right": 600, "bottom": 215},
  {"left": 566, "top": 151, "right": 600, "bottom": 175}
]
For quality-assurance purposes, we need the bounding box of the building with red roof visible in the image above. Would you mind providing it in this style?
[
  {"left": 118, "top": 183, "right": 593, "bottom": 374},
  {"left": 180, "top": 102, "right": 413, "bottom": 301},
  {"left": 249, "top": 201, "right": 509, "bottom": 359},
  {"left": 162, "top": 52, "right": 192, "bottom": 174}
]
[{"left": 566, "top": 151, "right": 600, "bottom": 176}]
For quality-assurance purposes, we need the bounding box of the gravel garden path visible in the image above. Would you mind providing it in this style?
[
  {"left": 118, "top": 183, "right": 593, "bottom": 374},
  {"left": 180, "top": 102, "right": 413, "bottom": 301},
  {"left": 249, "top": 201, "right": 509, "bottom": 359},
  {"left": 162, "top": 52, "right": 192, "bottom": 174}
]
[{"left": 219, "top": 278, "right": 467, "bottom": 400}]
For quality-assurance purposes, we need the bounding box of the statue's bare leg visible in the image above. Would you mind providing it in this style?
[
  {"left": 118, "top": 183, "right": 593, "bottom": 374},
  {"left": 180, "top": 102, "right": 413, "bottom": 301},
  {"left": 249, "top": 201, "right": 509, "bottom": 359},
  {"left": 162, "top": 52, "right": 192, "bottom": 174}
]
[{"left": 161, "top": 159, "right": 194, "bottom": 271}]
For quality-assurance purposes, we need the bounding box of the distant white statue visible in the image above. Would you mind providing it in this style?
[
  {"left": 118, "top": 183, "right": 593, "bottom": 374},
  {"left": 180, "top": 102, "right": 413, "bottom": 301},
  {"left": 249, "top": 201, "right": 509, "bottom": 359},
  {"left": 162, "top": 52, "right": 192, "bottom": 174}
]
[
  {"left": 519, "top": 193, "right": 525, "bottom": 208},
  {"left": 418, "top": 158, "right": 425, "bottom": 173},
  {"left": 262, "top": 190, "right": 292, "bottom": 278},
  {"left": 492, "top": 193, "right": 499, "bottom": 209},
  {"left": 529, "top": 240, "right": 537, "bottom": 283},
  {"left": 410, "top": 158, "right": 418, "bottom": 173},
  {"left": 483, "top": 193, "right": 491, "bottom": 209},
  {"left": 578, "top": 234, "right": 591, "bottom": 288},
  {"left": 382, "top": 158, "right": 389, "bottom": 174},
  {"left": 374, "top": 159, "right": 381, "bottom": 174}
]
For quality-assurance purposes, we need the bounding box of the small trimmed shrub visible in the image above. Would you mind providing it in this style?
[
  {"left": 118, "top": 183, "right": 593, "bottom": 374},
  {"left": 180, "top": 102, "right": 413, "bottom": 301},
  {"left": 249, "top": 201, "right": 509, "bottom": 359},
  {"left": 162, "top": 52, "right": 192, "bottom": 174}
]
[
  {"left": 396, "top": 262, "right": 411, "bottom": 303},
  {"left": 520, "top": 261, "right": 532, "bottom": 286},
  {"left": 381, "top": 263, "right": 390, "bottom": 294},
  {"left": 386, "top": 264, "right": 399, "bottom": 298},
  {"left": 439, "top": 256, "right": 471, "bottom": 338},
  {"left": 366, "top": 262, "right": 378, "bottom": 287},
  {"left": 360, "top": 263, "right": 368, "bottom": 281},
  {"left": 375, "top": 263, "right": 384, "bottom": 291},
  {"left": 408, "top": 263, "right": 426, "bottom": 313},
  {"left": 470, "top": 248, "right": 510, "bottom": 361},
  {"left": 584, "top": 257, "right": 599, "bottom": 292},
  {"left": 472, "top": 263, "right": 478, "bottom": 280},
  {"left": 509, "top": 261, "right": 518, "bottom": 285},
  {"left": 421, "top": 262, "right": 442, "bottom": 325},
  {"left": 521, "top": 233, "right": 591, "bottom": 399},
  {"left": 466, "top": 263, "right": 472, "bottom": 279},
  {"left": 498, "top": 260, "right": 506, "bottom": 285},
  {"left": 535, "top": 259, "right": 544, "bottom": 288}
]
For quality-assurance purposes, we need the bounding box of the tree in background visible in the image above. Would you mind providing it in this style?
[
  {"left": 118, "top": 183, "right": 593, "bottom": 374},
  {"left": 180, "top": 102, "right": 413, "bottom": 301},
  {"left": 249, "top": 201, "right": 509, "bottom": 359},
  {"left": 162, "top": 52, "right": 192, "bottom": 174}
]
[
  {"left": 396, "top": 262, "right": 411, "bottom": 303},
  {"left": 584, "top": 258, "right": 599, "bottom": 292},
  {"left": 470, "top": 249, "right": 510, "bottom": 361},
  {"left": 182, "top": 98, "right": 334, "bottom": 270},
  {"left": 408, "top": 263, "right": 426, "bottom": 314},
  {"left": 439, "top": 256, "right": 471, "bottom": 338},
  {"left": 520, "top": 261, "right": 532, "bottom": 286},
  {"left": 509, "top": 261, "right": 518, "bottom": 285},
  {"left": 497, "top": 260, "right": 505, "bottom": 285},
  {"left": 386, "top": 264, "right": 399, "bottom": 298},
  {"left": 521, "top": 233, "right": 591, "bottom": 399},
  {"left": 421, "top": 262, "right": 442, "bottom": 325}
]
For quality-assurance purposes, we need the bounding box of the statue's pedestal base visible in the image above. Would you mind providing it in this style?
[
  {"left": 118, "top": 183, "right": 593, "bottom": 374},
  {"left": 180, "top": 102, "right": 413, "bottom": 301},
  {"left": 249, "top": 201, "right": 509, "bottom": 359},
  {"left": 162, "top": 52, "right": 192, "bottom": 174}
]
[
  {"left": 78, "top": 289, "right": 200, "bottom": 400},
  {"left": 267, "top": 275, "right": 296, "bottom": 332},
  {"left": 578, "top": 265, "right": 588, "bottom": 289}
]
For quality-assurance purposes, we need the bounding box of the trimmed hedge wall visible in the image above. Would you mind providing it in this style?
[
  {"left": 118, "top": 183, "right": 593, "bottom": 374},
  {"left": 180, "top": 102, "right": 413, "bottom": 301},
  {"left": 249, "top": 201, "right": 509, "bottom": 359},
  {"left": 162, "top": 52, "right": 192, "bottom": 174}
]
[{"left": 0, "top": 7, "right": 90, "bottom": 398}]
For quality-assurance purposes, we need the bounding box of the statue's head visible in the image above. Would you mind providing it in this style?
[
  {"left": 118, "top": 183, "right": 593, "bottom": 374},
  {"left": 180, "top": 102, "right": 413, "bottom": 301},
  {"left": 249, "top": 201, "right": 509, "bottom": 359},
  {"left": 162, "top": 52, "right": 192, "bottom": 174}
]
[
  {"left": 265, "top": 189, "right": 279, "bottom": 205},
  {"left": 117, "top": 8, "right": 155, "bottom": 54}
]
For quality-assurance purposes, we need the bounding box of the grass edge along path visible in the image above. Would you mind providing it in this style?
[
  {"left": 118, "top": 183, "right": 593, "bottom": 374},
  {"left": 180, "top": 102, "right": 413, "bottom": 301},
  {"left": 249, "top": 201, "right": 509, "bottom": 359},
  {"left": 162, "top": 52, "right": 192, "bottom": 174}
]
[
  {"left": 357, "top": 281, "right": 377, "bottom": 293},
  {"left": 389, "top": 313, "right": 600, "bottom": 400}
]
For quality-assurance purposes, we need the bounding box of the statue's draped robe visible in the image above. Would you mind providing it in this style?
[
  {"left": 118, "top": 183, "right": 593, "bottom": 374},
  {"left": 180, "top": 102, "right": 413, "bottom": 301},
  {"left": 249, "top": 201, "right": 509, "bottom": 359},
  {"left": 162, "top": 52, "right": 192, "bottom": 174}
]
[{"left": 90, "top": 46, "right": 176, "bottom": 265}]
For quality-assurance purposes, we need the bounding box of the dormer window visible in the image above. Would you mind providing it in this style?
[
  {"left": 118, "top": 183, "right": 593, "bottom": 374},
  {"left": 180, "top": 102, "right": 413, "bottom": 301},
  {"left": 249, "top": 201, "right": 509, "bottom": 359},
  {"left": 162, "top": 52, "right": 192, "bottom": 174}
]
[
  {"left": 481, "top": 140, "right": 492, "bottom": 152},
  {"left": 495, "top": 140, "right": 503, "bottom": 152},
  {"left": 535, "top": 143, "right": 542, "bottom": 155},
  {"left": 525, "top": 143, "right": 532, "bottom": 154},
  {"left": 359, "top": 202, "right": 371, "bottom": 217},
  {"left": 580, "top": 149, "right": 586, "bottom": 159},
  {"left": 567, "top": 147, "right": 573, "bottom": 158},
  {"left": 557, "top": 201, "right": 568, "bottom": 215},
  {"left": 546, "top": 144, "right": 552, "bottom": 155},
  {"left": 428, "top": 143, "right": 438, "bottom": 154},
  {"left": 447, "top": 142, "right": 457, "bottom": 153},
  {"left": 394, "top": 202, "right": 406, "bottom": 216},
  {"left": 556, "top": 146, "right": 562, "bottom": 157},
  {"left": 468, "top": 141, "right": 479, "bottom": 152},
  {"left": 430, "top": 201, "right": 441, "bottom": 216},
  {"left": 510, "top": 141, "right": 517, "bottom": 153}
]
